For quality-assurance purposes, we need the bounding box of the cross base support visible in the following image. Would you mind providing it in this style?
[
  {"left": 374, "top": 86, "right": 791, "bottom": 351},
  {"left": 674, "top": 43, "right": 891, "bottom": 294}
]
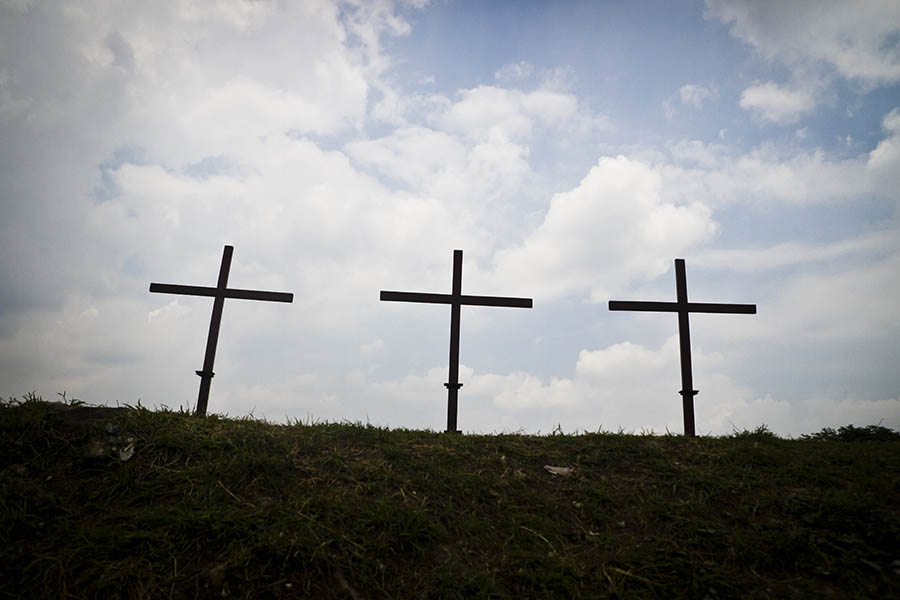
[{"left": 679, "top": 389, "right": 699, "bottom": 437}]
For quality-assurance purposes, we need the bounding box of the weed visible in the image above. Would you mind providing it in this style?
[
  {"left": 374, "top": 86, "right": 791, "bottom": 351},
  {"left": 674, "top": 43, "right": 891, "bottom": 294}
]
[{"left": 800, "top": 424, "right": 900, "bottom": 442}]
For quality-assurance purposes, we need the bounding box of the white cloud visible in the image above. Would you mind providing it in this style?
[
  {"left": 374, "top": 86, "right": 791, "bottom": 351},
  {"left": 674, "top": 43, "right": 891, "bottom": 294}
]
[
  {"left": 220, "top": 373, "right": 341, "bottom": 422},
  {"left": 365, "top": 350, "right": 900, "bottom": 434},
  {"left": 696, "top": 231, "right": 900, "bottom": 272},
  {"left": 345, "top": 124, "right": 531, "bottom": 232},
  {"left": 679, "top": 83, "right": 717, "bottom": 108},
  {"left": 1, "top": 1, "right": 897, "bottom": 441},
  {"left": 341, "top": 0, "right": 429, "bottom": 126},
  {"left": 867, "top": 107, "right": 900, "bottom": 173},
  {"left": 573, "top": 338, "right": 772, "bottom": 435},
  {"left": 178, "top": 69, "right": 365, "bottom": 140},
  {"left": 689, "top": 250, "right": 900, "bottom": 347},
  {"left": 657, "top": 107, "right": 900, "bottom": 207},
  {"left": 346, "top": 126, "right": 468, "bottom": 188},
  {"left": 361, "top": 337, "right": 819, "bottom": 435},
  {"left": 476, "top": 372, "right": 575, "bottom": 410},
  {"left": 346, "top": 83, "right": 609, "bottom": 243},
  {"left": 799, "top": 395, "right": 900, "bottom": 433},
  {"left": 667, "top": 139, "right": 729, "bottom": 169},
  {"left": 739, "top": 81, "right": 816, "bottom": 123},
  {"left": 707, "top": 0, "right": 900, "bottom": 86},
  {"left": 494, "top": 155, "right": 717, "bottom": 301},
  {"left": 0, "top": 1, "right": 372, "bottom": 168},
  {"left": 575, "top": 341, "right": 676, "bottom": 382},
  {"left": 537, "top": 66, "right": 578, "bottom": 92},
  {"left": 147, "top": 300, "right": 190, "bottom": 324},
  {"left": 664, "top": 83, "right": 718, "bottom": 119},
  {"left": 97, "top": 131, "right": 486, "bottom": 326},
  {"left": 754, "top": 252, "right": 900, "bottom": 342},
  {"left": 437, "top": 85, "right": 579, "bottom": 142},
  {"left": 494, "top": 61, "right": 534, "bottom": 82},
  {"left": 360, "top": 338, "right": 384, "bottom": 354}
]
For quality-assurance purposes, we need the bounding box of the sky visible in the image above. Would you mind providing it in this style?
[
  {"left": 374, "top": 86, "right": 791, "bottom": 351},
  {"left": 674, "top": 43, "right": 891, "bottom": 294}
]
[{"left": 1, "top": 0, "right": 899, "bottom": 436}]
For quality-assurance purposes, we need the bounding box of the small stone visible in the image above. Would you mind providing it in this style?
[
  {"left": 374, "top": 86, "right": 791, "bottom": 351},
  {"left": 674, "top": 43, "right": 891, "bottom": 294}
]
[{"left": 544, "top": 465, "right": 574, "bottom": 476}]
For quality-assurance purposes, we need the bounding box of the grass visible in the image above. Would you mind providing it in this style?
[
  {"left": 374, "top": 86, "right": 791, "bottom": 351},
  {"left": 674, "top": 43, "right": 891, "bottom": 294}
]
[{"left": 1, "top": 394, "right": 899, "bottom": 599}]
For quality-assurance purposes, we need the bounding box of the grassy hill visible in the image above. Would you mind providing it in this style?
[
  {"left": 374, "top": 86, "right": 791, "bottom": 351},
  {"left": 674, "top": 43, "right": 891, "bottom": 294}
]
[{"left": 2, "top": 395, "right": 899, "bottom": 599}]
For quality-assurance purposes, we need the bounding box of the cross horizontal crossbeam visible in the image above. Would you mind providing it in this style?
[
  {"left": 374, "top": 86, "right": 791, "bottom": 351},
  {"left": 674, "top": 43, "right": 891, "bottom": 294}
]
[
  {"left": 608, "top": 258, "right": 756, "bottom": 436},
  {"left": 380, "top": 291, "right": 532, "bottom": 308},
  {"left": 149, "top": 245, "right": 293, "bottom": 417},
  {"left": 609, "top": 301, "right": 755, "bottom": 314},
  {"left": 380, "top": 249, "right": 532, "bottom": 432},
  {"left": 149, "top": 283, "right": 293, "bottom": 303}
]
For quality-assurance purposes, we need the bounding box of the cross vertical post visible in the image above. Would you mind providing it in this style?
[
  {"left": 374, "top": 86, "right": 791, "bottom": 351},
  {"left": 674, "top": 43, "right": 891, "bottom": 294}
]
[
  {"left": 609, "top": 258, "right": 756, "bottom": 436},
  {"left": 150, "top": 245, "right": 294, "bottom": 417},
  {"left": 445, "top": 250, "right": 464, "bottom": 433},
  {"left": 381, "top": 249, "right": 532, "bottom": 433},
  {"left": 195, "top": 245, "right": 233, "bottom": 417},
  {"left": 674, "top": 259, "right": 697, "bottom": 436}
]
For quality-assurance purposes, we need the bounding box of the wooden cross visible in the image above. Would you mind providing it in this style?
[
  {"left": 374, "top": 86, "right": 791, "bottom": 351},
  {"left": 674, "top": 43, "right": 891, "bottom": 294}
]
[
  {"left": 149, "top": 245, "right": 293, "bottom": 417},
  {"left": 608, "top": 258, "right": 756, "bottom": 436},
  {"left": 381, "top": 249, "right": 532, "bottom": 433}
]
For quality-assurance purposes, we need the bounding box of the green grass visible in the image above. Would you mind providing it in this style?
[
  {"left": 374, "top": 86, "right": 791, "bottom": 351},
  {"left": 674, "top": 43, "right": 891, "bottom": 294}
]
[{"left": 2, "top": 394, "right": 899, "bottom": 599}]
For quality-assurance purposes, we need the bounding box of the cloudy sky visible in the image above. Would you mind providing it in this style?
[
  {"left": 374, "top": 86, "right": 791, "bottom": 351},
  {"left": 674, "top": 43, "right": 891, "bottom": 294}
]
[{"left": 2, "top": 0, "right": 898, "bottom": 436}]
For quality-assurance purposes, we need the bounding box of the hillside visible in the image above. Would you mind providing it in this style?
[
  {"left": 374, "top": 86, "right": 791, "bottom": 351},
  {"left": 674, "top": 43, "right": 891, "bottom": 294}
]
[{"left": 2, "top": 396, "right": 899, "bottom": 599}]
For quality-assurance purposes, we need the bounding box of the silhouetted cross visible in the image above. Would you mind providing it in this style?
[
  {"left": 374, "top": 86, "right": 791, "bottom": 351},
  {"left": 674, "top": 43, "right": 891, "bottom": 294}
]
[
  {"left": 381, "top": 249, "right": 532, "bottom": 433},
  {"left": 150, "top": 245, "right": 293, "bottom": 417},
  {"left": 609, "top": 258, "right": 756, "bottom": 436}
]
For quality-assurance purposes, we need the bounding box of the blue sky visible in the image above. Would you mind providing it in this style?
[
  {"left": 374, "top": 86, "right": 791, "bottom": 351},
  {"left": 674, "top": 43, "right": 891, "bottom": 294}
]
[{"left": 1, "top": 0, "right": 898, "bottom": 435}]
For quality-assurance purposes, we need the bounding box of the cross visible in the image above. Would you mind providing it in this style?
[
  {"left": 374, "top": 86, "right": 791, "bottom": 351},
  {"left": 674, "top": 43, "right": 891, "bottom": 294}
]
[
  {"left": 381, "top": 249, "right": 532, "bottom": 433},
  {"left": 149, "top": 245, "right": 293, "bottom": 417},
  {"left": 608, "top": 258, "right": 756, "bottom": 436}
]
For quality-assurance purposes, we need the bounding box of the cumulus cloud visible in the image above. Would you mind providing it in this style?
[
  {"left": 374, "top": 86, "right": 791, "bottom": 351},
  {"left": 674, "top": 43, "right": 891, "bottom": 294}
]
[
  {"left": 658, "top": 106, "right": 900, "bottom": 207},
  {"left": 746, "top": 252, "right": 900, "bottom": 342},
  {"left": 739, "top": 81, "right": 816, "bottom": 123},
  {"left": 679, "top": 83, "right": 717, "bottom": 108},
  {"left": 684, "top": 246, "right": 900, "bottom": 359},
  {"left": 494, "top": 61, "right": 534, "bottom": 82},
  {"left": 2, "top": 1, "right": 897, "bottom": 439},
  {"left": 221, "top": 373, "right": 341, "bottom": 422},
  {"left": 437, "top": 85, "right": 581, "bottom": 142},
  {"left": 370, "top": 326, "right": 899, "bottom": 435},
  {"left": 695, "top": 230, "right": 900, "bottom": 271},
  {"left": 706, "top": 0, "right": 900, "bottom": 86},
  {"left": 494, "top": 155, "right": 717, "bottom": 301},
  {"left": 867, "top": 107, "right": 900, "bottom": 173},
  {"left": 709, "top": 1, "right": 899, "bottom": 119},
  {"left": 362, "top": 336, "right": 896, "bottom": 436},
  {"left": 667, "top": 139, "right": 730, "bottom": 169},
  {"left": 476, "top": 372, "right": 576, "bottom": 410},
  {"left": 0, "top": 1, "right": 463, "bottom": 405},
  {"left": 345, "top": 82, "right": 609, "bottom": 255},
  {"left": 664, "top": 83, "right": 718, "bottom": 119},
  {"left": 718, "top": 146, "right": 866, "bottom": 201},
  {"left": 346, "top": 124, "right": 529, "bottom": 211},
  {"left": 347, "top": 126, "right": 468, "bottom": 187}
]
